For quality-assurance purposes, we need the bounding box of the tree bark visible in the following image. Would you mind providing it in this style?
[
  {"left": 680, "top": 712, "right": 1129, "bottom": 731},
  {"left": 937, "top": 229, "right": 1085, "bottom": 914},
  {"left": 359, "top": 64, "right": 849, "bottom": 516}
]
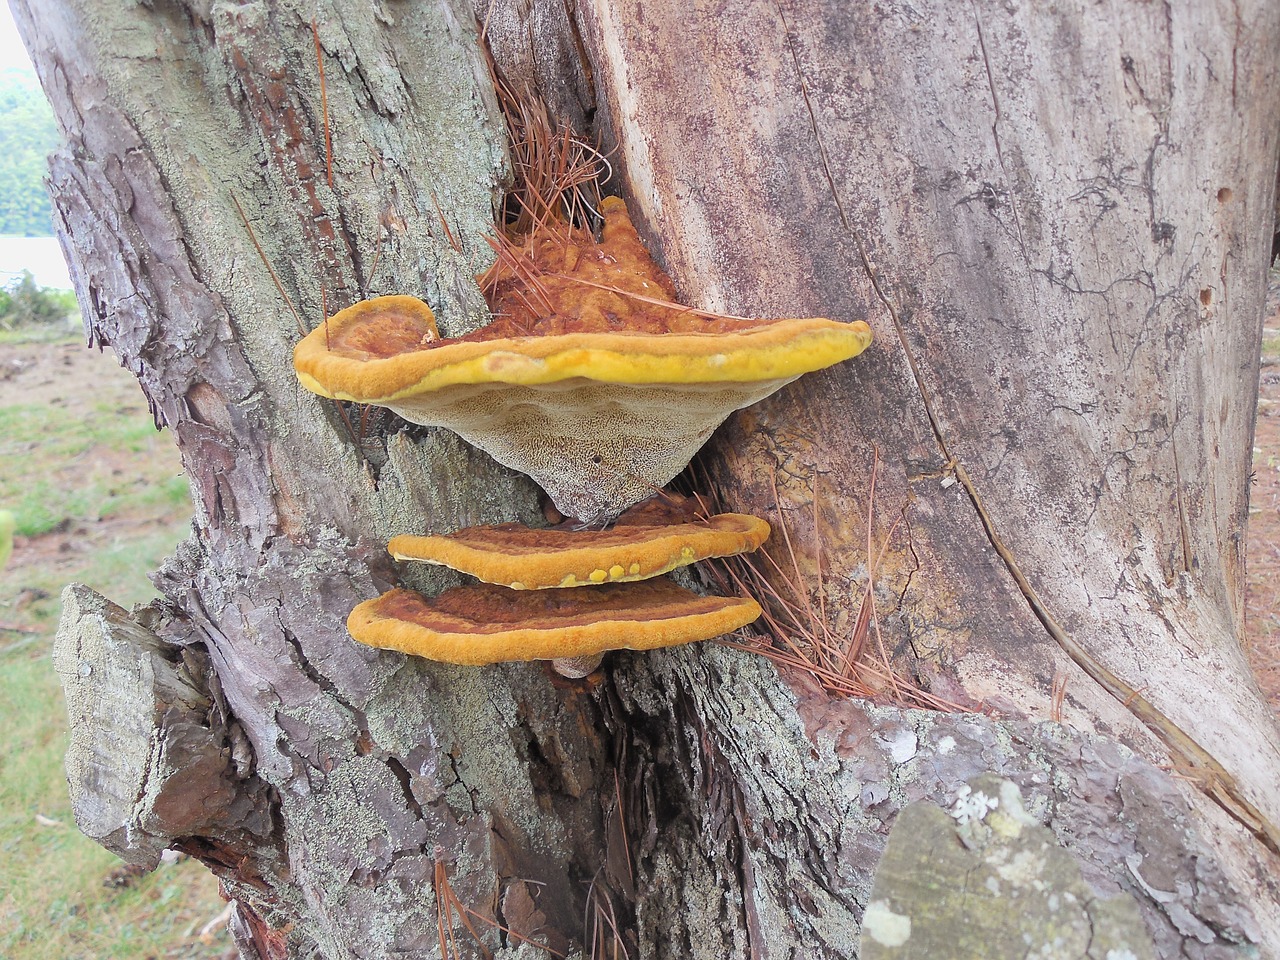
[{"left": 15, "top": 0, "right": 1280, "bottom": 957}]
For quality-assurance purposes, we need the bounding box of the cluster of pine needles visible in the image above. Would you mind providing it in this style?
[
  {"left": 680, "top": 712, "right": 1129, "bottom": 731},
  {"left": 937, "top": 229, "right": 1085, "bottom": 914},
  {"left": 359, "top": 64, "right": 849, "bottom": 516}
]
[
  {"left": 691, "top": 455, "right": 964, "bottom": 712},
  {"left": 473, "top": 52, "right": 615, "bottom": 333}
]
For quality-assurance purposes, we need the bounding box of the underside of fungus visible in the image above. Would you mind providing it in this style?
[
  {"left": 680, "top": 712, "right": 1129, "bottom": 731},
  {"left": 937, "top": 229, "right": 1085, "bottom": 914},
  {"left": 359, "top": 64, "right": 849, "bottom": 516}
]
[
  {"left": 388, "top": 495, "right": 770, "bottom": 590},
  {"left": 294, "top": 197, "right": 872, "bottom": 524},
  {"left": 347, "top": 580, "right": 763, "bottom": 666}
]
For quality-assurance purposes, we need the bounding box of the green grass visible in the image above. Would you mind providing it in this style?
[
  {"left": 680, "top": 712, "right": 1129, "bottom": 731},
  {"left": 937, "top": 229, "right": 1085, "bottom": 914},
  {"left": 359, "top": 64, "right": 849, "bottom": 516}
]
[
  {"left": 0, "top": 402, "right": 189, "bottom": 538},
  {"left": 1, "top": 335, "right": 230, "bottom": 959}
]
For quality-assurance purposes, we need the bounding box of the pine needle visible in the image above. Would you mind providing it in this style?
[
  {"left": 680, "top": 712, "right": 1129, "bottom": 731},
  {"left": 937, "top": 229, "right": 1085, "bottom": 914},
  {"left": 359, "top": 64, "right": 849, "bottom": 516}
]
[
  {"left": 311, "top": 19, "right": 333, "bottom": 188},
  {"left": 695, "top": 456, "right": 966, "bottom": 712},
  {"left": 230, "top": 191, "right": 305, "bottom": 336},
  {"left": 432, "top": 857, "right": 565, "bottom": 959}
]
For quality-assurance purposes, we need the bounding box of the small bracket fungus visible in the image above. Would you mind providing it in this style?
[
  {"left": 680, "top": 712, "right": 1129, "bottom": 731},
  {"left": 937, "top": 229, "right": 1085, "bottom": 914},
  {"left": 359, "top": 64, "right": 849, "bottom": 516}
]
[
  {"left": 346, "top": 580, "right": 762, "bottom": 666},
  {"left": 388, "top": 503, "right": 769, "bottom": 590},
  {"left": 293, "top": 197, "right": 872, "bottom": 524},
  {"left": 369, "top": 492, "right": 770, "bottom": 669}
]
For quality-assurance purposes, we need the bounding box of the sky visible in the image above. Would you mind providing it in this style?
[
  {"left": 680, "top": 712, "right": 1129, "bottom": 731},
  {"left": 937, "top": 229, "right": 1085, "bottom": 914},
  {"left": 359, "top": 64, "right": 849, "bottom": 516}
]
[{"left": 0, "top": 4, "right": 35, "bottom": 73}]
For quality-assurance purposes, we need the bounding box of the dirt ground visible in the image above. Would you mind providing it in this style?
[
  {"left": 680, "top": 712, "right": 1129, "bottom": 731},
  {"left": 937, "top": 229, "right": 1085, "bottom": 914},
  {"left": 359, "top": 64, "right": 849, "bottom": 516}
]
[
  {"left": 0, "top": 337, "right": 188, "bottom": 601},
  {"left": 4, "top": 314, "right": 1280, "bottom": 714}
]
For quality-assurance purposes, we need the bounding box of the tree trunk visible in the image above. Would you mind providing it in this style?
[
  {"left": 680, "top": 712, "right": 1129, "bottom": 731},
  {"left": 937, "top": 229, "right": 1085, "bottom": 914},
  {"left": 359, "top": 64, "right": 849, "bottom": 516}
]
[{"left": 16, "top": 0, "right": 1280, "bottom": 957}]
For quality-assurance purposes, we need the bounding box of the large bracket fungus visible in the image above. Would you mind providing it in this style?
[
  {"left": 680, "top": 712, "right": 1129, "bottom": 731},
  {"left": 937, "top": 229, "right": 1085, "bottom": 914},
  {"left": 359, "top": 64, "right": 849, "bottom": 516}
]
[{"left": 294, "top": 197, "right": 872, "bottom": 525}]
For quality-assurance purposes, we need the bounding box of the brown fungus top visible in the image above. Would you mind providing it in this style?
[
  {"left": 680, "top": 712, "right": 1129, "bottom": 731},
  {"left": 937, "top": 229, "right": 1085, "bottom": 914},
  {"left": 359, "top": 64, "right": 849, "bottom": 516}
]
[
  {"left": 324, "top": 295, "right": 439, "bottom": 361},
  {"left": 388, "top": 495, "right": 770, "bottom": 590},
  {"left": 347, "top": 579, "right": 762, "bottom": 665},
  {"left": 478, "top": 197, "right": 767, "bottom": 338}
]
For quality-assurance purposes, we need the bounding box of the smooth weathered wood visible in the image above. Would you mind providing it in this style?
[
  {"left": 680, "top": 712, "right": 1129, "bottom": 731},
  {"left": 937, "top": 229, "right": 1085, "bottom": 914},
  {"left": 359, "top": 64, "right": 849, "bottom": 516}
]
[{"left": 17, "top": 0, "right": 1280, "bottom": 956}]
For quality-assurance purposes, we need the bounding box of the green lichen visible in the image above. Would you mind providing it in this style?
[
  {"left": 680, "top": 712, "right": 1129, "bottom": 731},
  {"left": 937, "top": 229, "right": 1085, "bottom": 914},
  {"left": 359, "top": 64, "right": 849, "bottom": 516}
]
[{"left": 862, "top": 774, "right": 1155, "bottom": 960}]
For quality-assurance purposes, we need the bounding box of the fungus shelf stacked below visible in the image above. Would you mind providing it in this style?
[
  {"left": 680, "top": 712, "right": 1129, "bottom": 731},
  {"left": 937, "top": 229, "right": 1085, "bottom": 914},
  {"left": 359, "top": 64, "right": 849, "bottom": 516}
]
[{"left": 352, "top": 496, "right": 768, "bottom": 670}]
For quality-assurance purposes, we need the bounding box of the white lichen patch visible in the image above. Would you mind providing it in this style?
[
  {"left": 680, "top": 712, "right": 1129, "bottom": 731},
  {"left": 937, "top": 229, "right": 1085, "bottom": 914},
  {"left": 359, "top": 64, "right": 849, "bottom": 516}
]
[
  {"left": 936, "top": 734, "right": 957, "bottom": 755},
  {"left": 878, "top": 727, "right": 919, "bottom": 765},
  {"left": 862, "top": 900, "right": 912, "bottom": 947},
  {"left": 951, "top": 784, "right": 999, "bottom": 824},
  {"left": 996, "top": 779, "right": 1039, "bottom": 826}
]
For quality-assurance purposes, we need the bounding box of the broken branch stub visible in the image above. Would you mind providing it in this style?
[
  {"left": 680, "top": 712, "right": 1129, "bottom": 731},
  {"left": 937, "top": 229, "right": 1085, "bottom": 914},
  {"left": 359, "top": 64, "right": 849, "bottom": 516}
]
[{"left": 54, "top": 583, "right": 248, "bottom": 867}]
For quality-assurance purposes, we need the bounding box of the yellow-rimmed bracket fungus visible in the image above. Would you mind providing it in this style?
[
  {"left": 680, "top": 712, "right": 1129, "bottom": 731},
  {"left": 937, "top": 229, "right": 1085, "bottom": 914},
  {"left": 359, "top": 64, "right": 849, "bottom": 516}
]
[
  {"left": 294, "top": 197, "right": 871, "bottom": 525},
  {"left": 388, "top": 496, "right": 769, "bottom": 590},
  {"left": 346, "top": 580, "right": 763, "bottom": 666}
]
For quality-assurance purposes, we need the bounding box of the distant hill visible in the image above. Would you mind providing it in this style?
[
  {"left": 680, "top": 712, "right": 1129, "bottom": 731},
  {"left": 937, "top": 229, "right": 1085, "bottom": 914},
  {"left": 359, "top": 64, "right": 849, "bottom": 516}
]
[{"left": 0, "top": 68, "right": 58, "bottom": 237}]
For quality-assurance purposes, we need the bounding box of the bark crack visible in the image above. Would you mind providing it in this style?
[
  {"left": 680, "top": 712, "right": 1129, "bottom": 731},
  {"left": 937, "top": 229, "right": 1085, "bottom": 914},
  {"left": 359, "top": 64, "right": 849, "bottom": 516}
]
[
  {"left": 952, "top": 461, "right": 1279, "bottom": 853},
  {"left": 971, "top": 6, "right": 1031, "bottom": 267},
  {"left": 560, "top": 0, "right": 597, "bottom": 116},
  {"left": 774, "top": 0, "right": 1278, "bottom": 854},
  {"left": 1170, "top": 430, "right": 1194, "bottom": 575}
]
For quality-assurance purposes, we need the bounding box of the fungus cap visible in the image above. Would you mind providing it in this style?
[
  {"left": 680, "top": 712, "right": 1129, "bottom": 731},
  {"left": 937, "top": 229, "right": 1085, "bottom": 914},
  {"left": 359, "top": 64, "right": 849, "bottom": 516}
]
[
  {"left": 346, "top": 580, "right": 762, "bottom": 665},
  {"left": 388, "top": 509, "right": 770, "bottom": 590},
  {"left": 302, "top": 294, "right": 439, "bottom": 362},
  {"left": 294, "top": 199, "right": 872, "bottom": 523}
]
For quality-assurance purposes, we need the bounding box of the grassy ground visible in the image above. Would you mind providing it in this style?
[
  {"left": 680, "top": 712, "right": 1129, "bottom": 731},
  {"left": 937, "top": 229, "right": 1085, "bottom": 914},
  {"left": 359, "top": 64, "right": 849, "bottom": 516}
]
[
  {"left": 0, "top": 331, "right": 231, "bottom": 960},
  {"left": 0, "top": 401, "right": 188, "bottom": 537}
]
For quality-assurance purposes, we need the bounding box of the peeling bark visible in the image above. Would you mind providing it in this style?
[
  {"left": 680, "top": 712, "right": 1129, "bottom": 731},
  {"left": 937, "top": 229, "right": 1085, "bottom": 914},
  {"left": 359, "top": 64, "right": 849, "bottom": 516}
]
[{"left": 16, "top": 0, "right": 1280, "bottom": 957}]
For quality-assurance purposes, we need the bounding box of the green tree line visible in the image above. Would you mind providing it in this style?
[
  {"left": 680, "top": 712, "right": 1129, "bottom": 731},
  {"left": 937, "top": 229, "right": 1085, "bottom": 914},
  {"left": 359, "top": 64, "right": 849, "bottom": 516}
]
[
  {"left": 0, "top": 67, "right": 59, "bottom": 237},
  {"left": 0, "top": 269, "right": 77, "bottom": 329}
]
